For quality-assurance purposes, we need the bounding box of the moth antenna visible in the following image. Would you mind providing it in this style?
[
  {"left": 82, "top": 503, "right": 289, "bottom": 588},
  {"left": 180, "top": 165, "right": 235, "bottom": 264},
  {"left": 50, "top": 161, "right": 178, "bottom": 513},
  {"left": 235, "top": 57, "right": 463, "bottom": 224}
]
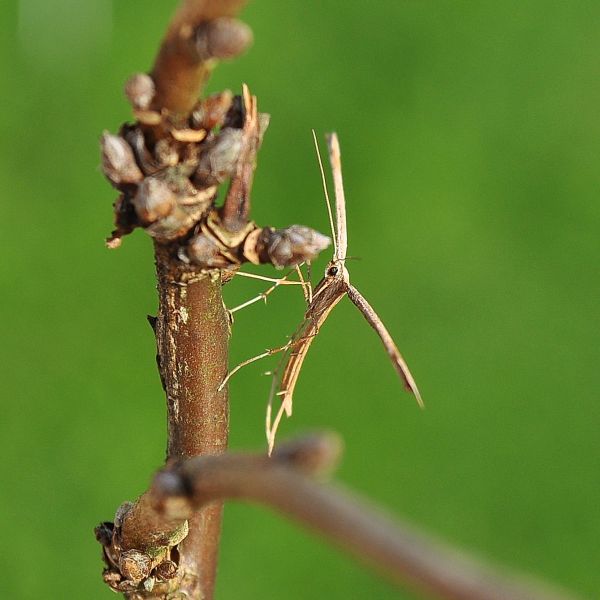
[{"left": 312, "top": 129, "right": 337, "bottom": 258}]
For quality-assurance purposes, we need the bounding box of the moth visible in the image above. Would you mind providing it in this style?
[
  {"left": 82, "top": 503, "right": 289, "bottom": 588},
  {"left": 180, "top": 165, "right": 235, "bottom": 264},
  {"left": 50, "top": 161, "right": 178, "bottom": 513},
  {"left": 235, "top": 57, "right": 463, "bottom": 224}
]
[
  {"left": 221, "top": 132, "right": 422, "bottom": 453},
  {"left": 262, "top": 132, "right": 422, "bottom": 451}
]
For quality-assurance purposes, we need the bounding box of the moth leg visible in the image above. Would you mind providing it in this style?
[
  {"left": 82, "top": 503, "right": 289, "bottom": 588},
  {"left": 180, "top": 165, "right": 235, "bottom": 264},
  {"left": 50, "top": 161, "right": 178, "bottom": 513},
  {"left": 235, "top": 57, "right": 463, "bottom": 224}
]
[
  {"left": 232, "top": 270, "right": 302, "bottom": 285},
  {"left": 295, "top": 263, "right": 313, "bottom": 305},
  {"left": 217, "top": 342, "right": 292, "bottom": 392},
  {"left": 264, "top": 329, "right": 320, "bottom": 454},
  {"left": 228, "top": 267, "right": 311, "bottom": 317}
]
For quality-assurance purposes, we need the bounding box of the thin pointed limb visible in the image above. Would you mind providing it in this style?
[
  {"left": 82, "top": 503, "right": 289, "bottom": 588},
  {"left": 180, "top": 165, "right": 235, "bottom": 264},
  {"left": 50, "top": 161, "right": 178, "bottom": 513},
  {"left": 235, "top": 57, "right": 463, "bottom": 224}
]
[
  {"left": 217, "top": 342, "right": 291, "bottom": 392},
  {"left": 232, "top": 270, "right": 305, "bottom": 285},
  {"left": 346, "top": 284, "right": 423, "bottom": 408},
  {"left": 265, "top": 343, "right": 299, "bottom": 454},
  {"left": 265, "top": 373, "right": 279, "bottom": 454},
  {"left": 265, "top": 328, "right": 322, "bottom": 454},
  {"left": 228, "top": 268, "right": 307, "bottom": 315},
  {"left": 305, "top": 262, "right": 313, "bottom": 301},
  {"left": 265, "top": 348, "right": 296, "bottom": 455},
  {"left": 295, "top": 264, "right": 313, "bottom": 304}
]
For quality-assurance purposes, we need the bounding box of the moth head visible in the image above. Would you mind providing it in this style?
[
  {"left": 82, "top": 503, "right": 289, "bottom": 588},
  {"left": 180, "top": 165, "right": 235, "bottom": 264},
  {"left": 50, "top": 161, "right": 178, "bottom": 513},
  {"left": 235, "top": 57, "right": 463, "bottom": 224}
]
[{"left": 325, "top": 259, "right": 349, "bottom": 283}]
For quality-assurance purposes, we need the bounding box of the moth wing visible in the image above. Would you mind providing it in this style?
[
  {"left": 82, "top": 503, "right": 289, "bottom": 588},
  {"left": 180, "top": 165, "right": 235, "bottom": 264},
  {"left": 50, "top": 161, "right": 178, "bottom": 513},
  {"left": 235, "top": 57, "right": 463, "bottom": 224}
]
[
  {"left": 326, "top": 133, "right": 348, "bottom": 261},
  {"left": 266, "top": 316, "right": 318, "bottom": 454},
  {"left": 347, "top": 284, "right": 423, "bottom": 408},
  {"left": 266, "top": 279, "right": 347, "bottom": 454}
]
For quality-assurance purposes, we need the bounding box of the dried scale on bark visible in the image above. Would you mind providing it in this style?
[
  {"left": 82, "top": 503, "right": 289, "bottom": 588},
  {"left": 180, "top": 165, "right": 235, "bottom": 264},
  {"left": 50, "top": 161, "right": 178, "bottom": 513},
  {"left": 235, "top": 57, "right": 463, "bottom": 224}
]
[{"left": 95, "top": 3, "right": 330, "bottom": 598}]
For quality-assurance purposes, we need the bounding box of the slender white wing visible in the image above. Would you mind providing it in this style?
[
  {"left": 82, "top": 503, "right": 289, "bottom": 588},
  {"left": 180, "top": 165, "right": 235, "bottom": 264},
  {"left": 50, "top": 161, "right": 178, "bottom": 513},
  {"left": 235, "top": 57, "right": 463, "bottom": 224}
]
[
  {"left": 326, "top": 133, "right": 348, "bottom": 261},
  {"left": 266, "top": 276, "right": 347, "bottom": 453}
]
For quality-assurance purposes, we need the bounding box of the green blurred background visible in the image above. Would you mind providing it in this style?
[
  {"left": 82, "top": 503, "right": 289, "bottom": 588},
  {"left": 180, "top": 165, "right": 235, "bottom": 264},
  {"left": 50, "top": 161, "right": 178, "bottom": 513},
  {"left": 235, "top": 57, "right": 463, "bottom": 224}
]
[{"left": 1, "top": 1, "right": 599, "bottom": 598}]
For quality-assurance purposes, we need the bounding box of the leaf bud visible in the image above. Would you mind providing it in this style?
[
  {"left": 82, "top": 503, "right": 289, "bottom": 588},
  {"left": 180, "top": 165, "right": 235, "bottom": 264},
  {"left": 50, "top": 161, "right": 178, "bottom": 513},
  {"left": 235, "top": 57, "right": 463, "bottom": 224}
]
[
  {"left": 132, "top": 177, "right": 177, "bottom": 224},
  {"left": 193, "top": 128, "right": 243, "bottom": 187},
  {"left": 258, "top": 225, "right": 331, "bottom": 268},
  {"left": 124, "top": 73, "right": 156, "bottom": 110},
  {"left": 119, "top": 550, "right": 152, "bottom": 583},
  {"left": 195, "top": 18, "right": 253, "bottom": 61},
  {"left": 100, "top": 132, "right": 143, "bottom": 187}
]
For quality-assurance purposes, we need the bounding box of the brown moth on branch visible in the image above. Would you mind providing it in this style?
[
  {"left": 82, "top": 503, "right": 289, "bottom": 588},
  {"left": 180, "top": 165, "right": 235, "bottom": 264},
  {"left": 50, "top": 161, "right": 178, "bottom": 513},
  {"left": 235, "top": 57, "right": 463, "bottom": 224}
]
[{"left": 221, "top": 132, "right": 422, "bottom": 453}]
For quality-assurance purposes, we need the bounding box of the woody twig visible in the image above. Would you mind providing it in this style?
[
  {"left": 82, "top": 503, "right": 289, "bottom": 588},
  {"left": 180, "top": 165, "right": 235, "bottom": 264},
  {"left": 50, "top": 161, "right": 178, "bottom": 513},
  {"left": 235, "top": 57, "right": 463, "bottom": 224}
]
[
  {"left": 151, "top": 434, "right": 580, "bottom": 600},
  {"left": 151, "top": 0, "right": 252, "bottom": 115},
  {"left": 96, "top": 1, "right": 329, "bottom": 598}
]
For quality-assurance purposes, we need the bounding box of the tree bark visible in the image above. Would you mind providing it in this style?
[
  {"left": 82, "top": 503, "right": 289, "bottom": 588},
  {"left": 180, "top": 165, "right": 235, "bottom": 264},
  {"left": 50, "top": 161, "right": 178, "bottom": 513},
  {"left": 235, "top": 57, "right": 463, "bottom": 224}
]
[{"left": 154, "top": 242, "right": 229, "bottom": 598}]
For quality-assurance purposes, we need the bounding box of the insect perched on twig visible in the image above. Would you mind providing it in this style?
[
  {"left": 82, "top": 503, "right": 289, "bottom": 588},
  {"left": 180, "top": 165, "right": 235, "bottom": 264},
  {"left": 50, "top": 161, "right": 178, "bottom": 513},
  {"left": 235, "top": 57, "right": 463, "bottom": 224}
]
[{"left": 221, "top": 131, "right": 422, "bottom": 453}]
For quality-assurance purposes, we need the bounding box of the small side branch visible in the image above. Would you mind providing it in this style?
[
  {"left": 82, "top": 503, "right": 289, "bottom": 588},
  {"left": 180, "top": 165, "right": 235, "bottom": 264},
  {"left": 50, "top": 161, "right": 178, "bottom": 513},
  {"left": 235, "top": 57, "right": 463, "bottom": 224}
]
[
  {"left": 151, "top": 434, "right": 581, "bottom": 600},
  {"left": 151, "top": 0, "right": 252, "bottom": 114}
]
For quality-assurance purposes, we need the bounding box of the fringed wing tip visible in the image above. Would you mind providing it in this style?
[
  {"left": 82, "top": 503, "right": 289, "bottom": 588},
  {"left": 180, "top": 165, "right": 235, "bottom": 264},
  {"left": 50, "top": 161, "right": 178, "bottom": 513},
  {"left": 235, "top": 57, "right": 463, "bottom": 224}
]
[
  {"left": 396, "top": 361, "right": 424, "bottom": 409},
  {"left": 410, "top": 382, "right": 424, "bottom": 409}
]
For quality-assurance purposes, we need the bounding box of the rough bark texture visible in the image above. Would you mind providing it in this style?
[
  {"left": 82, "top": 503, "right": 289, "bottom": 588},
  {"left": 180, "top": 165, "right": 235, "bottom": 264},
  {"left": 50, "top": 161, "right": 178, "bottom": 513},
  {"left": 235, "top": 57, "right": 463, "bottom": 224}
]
[{"left": 154, "top": 243, "right": 230, "bottom": 599}]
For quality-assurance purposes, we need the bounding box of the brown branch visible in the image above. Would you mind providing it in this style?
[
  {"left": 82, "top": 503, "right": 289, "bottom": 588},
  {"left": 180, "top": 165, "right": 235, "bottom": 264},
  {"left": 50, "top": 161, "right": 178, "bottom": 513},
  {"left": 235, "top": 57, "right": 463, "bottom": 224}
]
[
  {"left": 151, "top": 434, "right": 582, "bottom": 600},
  {"left": 152, "top": 244, "right": 230, "bottom": 599},
  {"left": 151, "top": 0, "right": 252, "bottom": 115},
  {"left": 96, "top": 248, "right": 231, "bottom": 598}
]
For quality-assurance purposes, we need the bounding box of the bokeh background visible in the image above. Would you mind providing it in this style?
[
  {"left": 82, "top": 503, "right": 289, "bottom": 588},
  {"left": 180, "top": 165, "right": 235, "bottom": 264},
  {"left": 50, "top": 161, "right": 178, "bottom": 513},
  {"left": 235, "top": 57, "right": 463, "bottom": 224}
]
[{"left": 1, "top": 1, "right": 599, "bottom": 598}]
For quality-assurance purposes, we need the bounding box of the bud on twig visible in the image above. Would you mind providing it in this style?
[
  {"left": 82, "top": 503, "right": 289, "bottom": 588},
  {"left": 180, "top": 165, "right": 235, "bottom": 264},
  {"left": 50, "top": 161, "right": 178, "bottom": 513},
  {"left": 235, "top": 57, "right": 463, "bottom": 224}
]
[
  {"left": 119, "top": 550, "right": 152, "bottom": 583},
  {"left": 101, "top": 132, "right": 143, "bottom": 187},
  {"left": 219, "top": 86, "right": 259, "bottom": 232},
  {"left": 132, "top": 177, "right": 177, "bottom": 224},
  {"left": 122, "top": 126, "right": 161, "bottom": 176},
  {"left": 155, "top": 560, "right": 178, "bottom": 581},
  {"left": 194, "top": 18, "right": 253, "bottom": 62},
  {"left": 193, "top": 128, "right": 244, "bottom": 187},
  {"left": 183, "top": 233, "right": 230, "bottom": 268},
  {"left": 191, "top": 91, "right": 234, "bottom": 130},
  {"left": 94, "top": 521, "right": 115, "bottom": 547},
  {"left": 254, "top": 225, "right": 331, "bottom": 268},
  {"left": 258, "top": 112, "right": 271, "bottom": 145},
  {"left": 154, "top": 139, "right": 180, "bottom": 169},
  {"left": 124, "top": 73, "right": 156, "bottom": 111}
]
